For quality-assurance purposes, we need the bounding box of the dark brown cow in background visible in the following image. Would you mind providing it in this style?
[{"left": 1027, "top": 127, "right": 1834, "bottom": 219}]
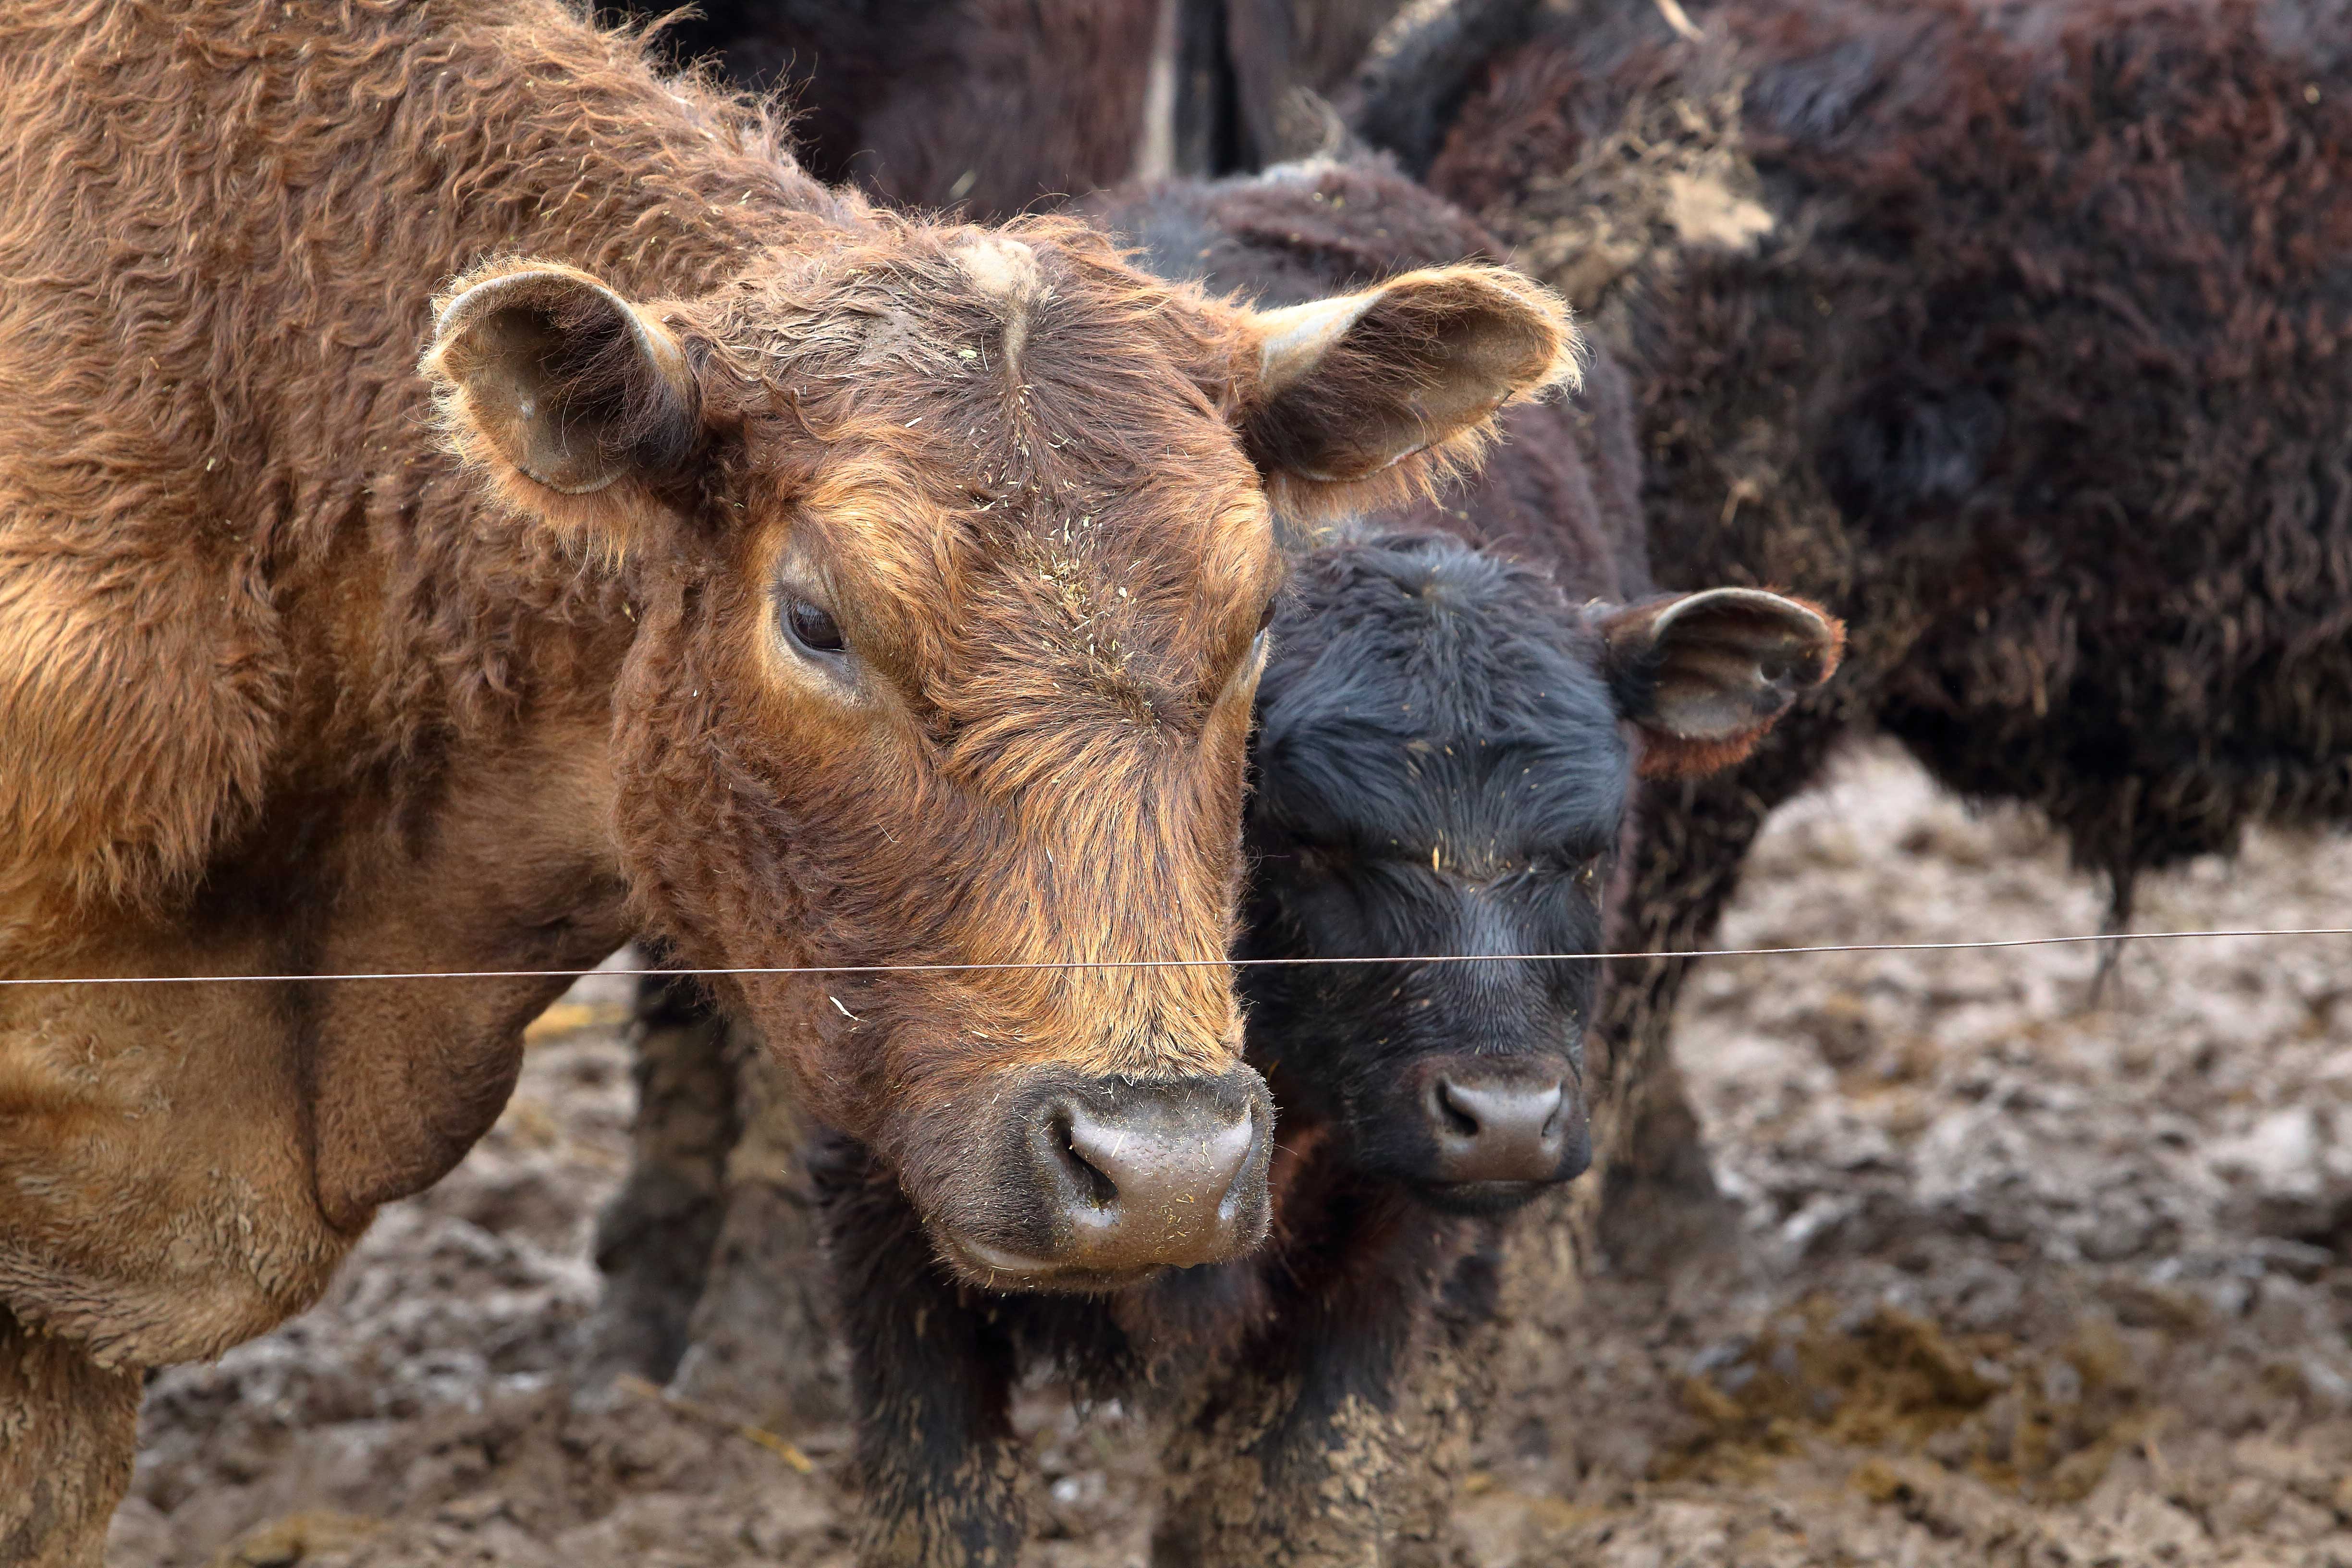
[
  {"left": 1340, "top": 0, "right": 2352, "bottom": 1306},
  {"left": 0, "top": 2, "right": 1572, "bottom": 1560},
  {"left": 637, "top": 0, "right": 1167, "bottom": 218},
  {"left": 632, "top": 0, "right": 1422, "bottom": 217}
]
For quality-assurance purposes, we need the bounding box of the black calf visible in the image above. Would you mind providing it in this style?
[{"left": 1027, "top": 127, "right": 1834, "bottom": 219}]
[{"left": 1238, "top": 534, "right": 1620, "bottom": 1217}]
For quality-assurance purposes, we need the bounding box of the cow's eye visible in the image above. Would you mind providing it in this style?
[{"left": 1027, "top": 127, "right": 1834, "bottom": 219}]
[
  {"left": 782, "top": 595, "right": 845, "bottom": 655},
  {"left": 1281, "top": 833, "right": 1349, "bottom": 870}
]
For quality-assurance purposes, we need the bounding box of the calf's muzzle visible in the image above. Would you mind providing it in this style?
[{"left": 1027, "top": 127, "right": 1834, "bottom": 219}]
[
  {"left": 1415, "top": 1056, "right": 1592, "bottom": 1197},
  {"left": 943, "top": 1066, "right": 1273, "bottom": 1289}
]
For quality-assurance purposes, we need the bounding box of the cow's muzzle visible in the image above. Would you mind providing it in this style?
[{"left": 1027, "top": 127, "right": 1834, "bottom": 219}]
[
  {"left": 935, "top": 1066, "right": 1273, "bottom": 1290},
  {"left": 1405, "top": 1054, "right": 1591, "bottom": 1213}
]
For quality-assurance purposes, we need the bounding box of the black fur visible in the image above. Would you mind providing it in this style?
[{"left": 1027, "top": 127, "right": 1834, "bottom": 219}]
[
  {"left": 1240, "top": 535, "right": 1615, "bottom": 1209},
  {"left": 1404, "top": 0, "right": 2352, "bottom": 1270}
]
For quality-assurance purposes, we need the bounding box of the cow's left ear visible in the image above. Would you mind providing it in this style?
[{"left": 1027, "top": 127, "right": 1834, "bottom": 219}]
[
  {"left": 1589, "top": 588, "right": 1845, "bottom": 778},
  {"left": 1238, "top": 264, "right": 1578, "bottom": 514}
]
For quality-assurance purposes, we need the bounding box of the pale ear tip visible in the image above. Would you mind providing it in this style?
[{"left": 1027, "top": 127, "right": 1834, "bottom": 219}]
[
  {"left": 430, "top": 266, "right": 516, "bottom": 333},
  {"left": 1526, "top": 307, "right": 1586, "bottom": 399}
]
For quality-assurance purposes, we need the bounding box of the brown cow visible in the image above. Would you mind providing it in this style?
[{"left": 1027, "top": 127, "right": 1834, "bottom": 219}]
[{"left": 0, "top": 3, "right": 1572, "bottom": 1561}]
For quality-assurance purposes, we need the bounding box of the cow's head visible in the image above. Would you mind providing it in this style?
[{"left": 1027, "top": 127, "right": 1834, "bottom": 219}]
[
  {"left": 423, "top": 219, "right": 1572, "bottom": 1287},
  {"left": 1240, "top": 533, "right": 1840, "bottom": 1215}
]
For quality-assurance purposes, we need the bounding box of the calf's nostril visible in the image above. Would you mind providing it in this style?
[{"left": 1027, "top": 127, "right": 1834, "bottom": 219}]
[
  {"left": 1433, "top": 1078, "right": 1482, "bottom": 1140},
  {"left": 1423, "top": 1073, "right": 1575, "bottom": 1185}
]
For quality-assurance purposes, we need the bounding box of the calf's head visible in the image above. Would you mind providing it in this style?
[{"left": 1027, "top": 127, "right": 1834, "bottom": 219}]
[
  {"left": 422, "top": 220, "right": 1573, "bottom": 1286},
  {"left": 1241, "top": 535, "right": 1839, "bottom": 1215}
]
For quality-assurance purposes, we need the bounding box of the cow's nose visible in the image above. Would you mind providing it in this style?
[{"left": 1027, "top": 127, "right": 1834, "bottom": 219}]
[
  {"left": 1024, "top": 1069, "right": 1270, "bottom": 1275},
  {"left": 1425, "top": 1069, "right": 1579, "bottom": 1184}
]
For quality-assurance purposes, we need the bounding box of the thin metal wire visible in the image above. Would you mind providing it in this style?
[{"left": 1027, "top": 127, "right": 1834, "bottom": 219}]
[{"left": 3, "top": 925, "right": 2348, "bottom": 986}]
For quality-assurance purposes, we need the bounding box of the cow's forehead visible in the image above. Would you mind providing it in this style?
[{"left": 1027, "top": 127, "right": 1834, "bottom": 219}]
[
  {"left": 719, "top": 222, "right": 1275, "bottom": 690},
  {"left": 775, "top": 405, "right": 1271, "bottom": 606},
  {"left": 730, "top": 217, "right": 1242, "bottom": 413},
  {"left": 778, "top": 370, "right": 1266, "bottom": 601}
]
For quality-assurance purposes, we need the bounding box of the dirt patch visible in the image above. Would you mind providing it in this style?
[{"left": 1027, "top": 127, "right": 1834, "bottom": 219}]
[{"left": 111, "top": 743, "right": 2352, "bottom": 1566}]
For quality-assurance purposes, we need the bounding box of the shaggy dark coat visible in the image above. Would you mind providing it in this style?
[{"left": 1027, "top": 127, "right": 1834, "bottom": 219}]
[
  {"left": 634, "top": 0, "right": 1165, "bottom": 219},
  {"left": 628, "top": 0, "right": 1421, "bottom": 216},
  {"left": 1352, "top": 0, "right": 2352, "bottom": 1262}
]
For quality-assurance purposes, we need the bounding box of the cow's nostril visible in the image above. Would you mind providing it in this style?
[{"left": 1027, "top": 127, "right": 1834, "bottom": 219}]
[
  {"left": 1421, "top": 1070, "right": 1575, "bottom": 1187},
  {"left": 1052, "top": 1110, "right": 1119, "bottom": 1208},
  {"left": 941, "top": 1068, "right": 1276, "bottom": 1286},
  {"left": 1026, "top": 1081, "right": 1269, "bottom": 1274},
  {"left": 1433, "top": 1078, "right": 1481, "bottom": 1140}
]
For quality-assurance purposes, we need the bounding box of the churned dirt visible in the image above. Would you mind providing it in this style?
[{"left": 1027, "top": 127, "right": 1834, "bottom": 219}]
[{"left": 111, "top": 741, "right": 2352, "bottom": 1568}]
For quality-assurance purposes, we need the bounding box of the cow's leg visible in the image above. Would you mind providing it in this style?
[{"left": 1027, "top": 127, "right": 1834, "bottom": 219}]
[
  {"left": 1385, "top": 1234, "right": 1510, "bottom": 1568},
  {"left": 0, "top": 1309, "right": 142, "bottom": 1568},
  {"left": 1153, "top": 1205, "right": 1466, "bottom": 1568},
  {"left": 668, "top": 1019, "right": 845, "bottom": 1427},
  {"left": 580, "top": 974, "right": 738, "bottom": 1390},
  {"left": 814, "top": 1137, "right": 1023, "bottom": 1568},
  {"left": 584, "top": 980, "right": 844, "bottom": 1427}
]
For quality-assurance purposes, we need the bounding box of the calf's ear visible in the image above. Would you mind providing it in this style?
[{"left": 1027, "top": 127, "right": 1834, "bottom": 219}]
[
  {"left": 1240, "top": 265, "right": 1578, "bottom": 514},
  {"left": 1590, "top": 588, "right": 1846, "bottom": 778},
  {"left": 423, "top": 262, "right": 701, "bottom": 553}
]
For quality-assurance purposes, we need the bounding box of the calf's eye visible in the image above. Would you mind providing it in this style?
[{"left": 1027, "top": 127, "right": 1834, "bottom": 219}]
[{"left": 782, "top": 595, "right": 845, "bottom": 655}]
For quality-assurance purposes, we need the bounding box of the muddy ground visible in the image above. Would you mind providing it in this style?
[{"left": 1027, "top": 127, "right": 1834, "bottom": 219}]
[{"left": 110, "top": 741, "right": 2352, "bottom": 1568}]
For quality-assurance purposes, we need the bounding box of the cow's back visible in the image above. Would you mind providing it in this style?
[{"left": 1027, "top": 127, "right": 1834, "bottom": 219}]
[
  {"left": 0, "top": 0, "right": 851, "bottom": 932},
  {"left": 1428, "top": 0, "right": 2352, "bottom": 876}
]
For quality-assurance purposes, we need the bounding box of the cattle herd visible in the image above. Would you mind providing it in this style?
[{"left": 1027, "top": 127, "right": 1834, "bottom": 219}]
[{"left": 2, "top": 1, "right": 2348, "bottom": 1566}]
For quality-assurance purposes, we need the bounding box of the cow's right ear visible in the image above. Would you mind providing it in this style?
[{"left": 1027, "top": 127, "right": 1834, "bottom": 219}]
[
  {"left": 1238, "top": 264, "right": 1578, "bottom": 515},
  {"left": 423, "top": 262, "right": 702, "bottom": 554},
  {"left": 1589, "top": 588, "right": 1845, "bottom": 778}
]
